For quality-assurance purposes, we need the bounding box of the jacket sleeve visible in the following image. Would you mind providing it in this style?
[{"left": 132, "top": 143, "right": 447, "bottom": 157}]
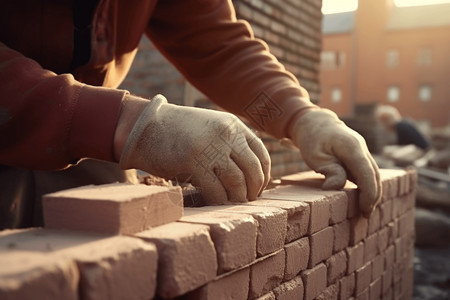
[
  {"left": 0, "top": 42, "right": 125, "bottom": 170},
  {"left": 146, "top": 0, "right": 317, "bottom": 139}
]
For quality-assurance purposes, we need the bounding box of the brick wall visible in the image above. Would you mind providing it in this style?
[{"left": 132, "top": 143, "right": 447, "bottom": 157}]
[
  {"left": 0, "top": 169, "right": 416, "bottom": 299},
  {"left": 119, "top": 1, "right": 323, "bottom": 178},
  {"left": 119, "top": 38, "right": 185, "bottom": 105},
  {"left": 233, "top": 0, "right": 322, "bottom": 103}
]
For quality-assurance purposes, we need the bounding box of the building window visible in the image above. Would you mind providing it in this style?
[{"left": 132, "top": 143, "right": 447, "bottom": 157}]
[
  {"left": 387, "top": 85, "right": 400, "bottom": 102},
  {"left": 418, "top": 85, "right": 432, "bottom": 102},
  {"left": 386, "top": 49, "right": 399, "bottom": 68},
  {"left": 321, "top": 51, "right": 346, "bottom": 69},
  {"left": 331, "top": 88, "right": 342, "bottom": 103},
  {"left": 417, "top": 48, "right": 432, "bottom": 66}
]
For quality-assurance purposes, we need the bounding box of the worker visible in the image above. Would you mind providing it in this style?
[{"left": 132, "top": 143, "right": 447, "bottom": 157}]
[
  {"left": 376, "top": 105, "right": 431, "bottom": 150},
  {"left": 0, "top": 0, "right": 381, "bottom": 229}
]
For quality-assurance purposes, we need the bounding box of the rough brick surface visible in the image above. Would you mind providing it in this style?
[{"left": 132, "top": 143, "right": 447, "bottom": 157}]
[
  {"left": 347, "top": 241, "right": 365, "bottom": 275},
  {"left": 0, "top": 169, "right": 416, "bottom": 299},
  {"left": 196, "top": 205, "right": 287, "bottom": 256},
  {"left": 316, "top": 283, "right": 339, "bottom": 300},
  {"left": 333, "top": 220, "right": 351, "bottom": 252},
  {"left": 364, "top": 233, "right": 379, "bottom": 263},
  {"left": 245, "top": 199, "right": 310, "bottom": 243},
  {"left": 135, "top": 222, "right": 217, "bottom": 298},
  {"left": 309, "top": 226, "right": 334, "bottom": 267},
  {"left": 272, "top": 276, "right": 304, "bottom": 300},
  {"left": 355, "top": 262, "right": 373, "bottom": 295},
  {"left": 340, "top": 273, "right": 356, "bottom": 300},
  {"left": 185, "top": 267, "right": 250, "bottom": 300},
  {"left": 43, "top": 183, "right": 183, "bottom": 234},
  {"left": 249, "top": 250, "right": 285, "bottom": 299},
  {"left": 181, "top": 208, "right": 257, "bottom": 273},
  {"left": 301, "top": 263, "right": 327, "bottom": 300},
  {"left": 0, "top": 228, "right": 158, "bottom": 300},
  {"left": 326, "top": 250, "right": 348, "bottom": 285},
  {"left": 0, "top": 252, "right": 78, "bottom": 300},
  {"left": 350, "top": 217, "right": 369, "bottom": 245},
  {"left": 262, "top": 185, "right": 330, "bottom": 234},
  {"left": 284, "top": 237, "right": 310, "bottom": 281}
]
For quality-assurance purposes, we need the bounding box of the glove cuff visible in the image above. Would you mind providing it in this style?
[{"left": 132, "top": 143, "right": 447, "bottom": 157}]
[{"left": 119, "top": 94, "right": 168, "bottom": 170}]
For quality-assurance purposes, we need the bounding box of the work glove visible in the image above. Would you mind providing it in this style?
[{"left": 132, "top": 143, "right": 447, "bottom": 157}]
[
  {"left": 119, "top": 95, "right": 271, "bottom": 204},
  {"left": 290, "top": 108, "right": 382, "bottom": 216}
]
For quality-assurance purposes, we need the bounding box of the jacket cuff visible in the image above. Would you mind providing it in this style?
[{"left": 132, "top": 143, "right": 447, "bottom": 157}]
[{"left": 69, "top": 84, "right": 127, "bottom": 163}]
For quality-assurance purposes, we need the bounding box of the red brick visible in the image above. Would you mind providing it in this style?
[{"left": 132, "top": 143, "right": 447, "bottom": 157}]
[
  {"left": 397, "top": 209, "right": 414, "bottom": 237},
  {"left": 363, "top": 233, "right": 379, "bottom": 263},
  {"left": 301, "top": 263, "right": 327, "bottom": 300},
  {"left": 244, "top": 199, "right": 310, "bottom": 243},
  {"left": 135, "top": 222, "right": 217, "bottom": 298},
  {"left": 384, "top": 245, "right": 395, "bottom": 272},
  {"left": 345, "top": 182, "right": 360, "bottom": 218},
  {"left": 249, "top": 250, "right": 285, "bottom": 299},
  {"left": 355, "top": 262, "right": 372, "bottom": 295},
  {"left": 350, "top": 217, "right": 368, "bottom": 245},
  {"left": 369, "top": 277, "right": 382, "bottom": 300},
  {"left": 316, "top": 283, "right": 338, "bottom": 300},
  {"left": 329, "top": 192, "right": 349, "bottom": 225},
  {"left": 379, "top": 201, "right": 393, "bottom": 227},
  {"left": 406, "top": 167, "right": 418, "bottom": 194},
  {"left": 393, "top": 256, "right": 410, "bottom": 285},
  {"left": 261, "top": 185, "right": 330, "bottom": 234},
  {"left": 367, "top": 207, "right": 380, "bottom": 235},
  {"left": 382, "top": 287, "right": 393, "bottom": 300},
  {"left": 382, "top": 268, "right": 393, "bottom": 293},
  {"left": 195, "top": 205, "right": 287, "bottom": 257},
  {"left": 280, "top": 171, "right": 351, "bottom": 223},
  {"left": 401, "top": 266, "right": 414, "bottom": 300},
  {"left": 347, "top": 242, "right": 365, "bottom": 274},
  {"left": 181, "top": 208, "right": 257, "bottom": 273},
  {"left": 371, "top": 253, "right": 385, "bottom": 281},
  {"left": 340, "top": 273, "right": 356, "bottom": 300},
  {"left": 393, "top": 279, "right": 402, "bottom": 299},
  {"left": 309, "top": 226, "right": 334, "bottom": 267},
  {"left": 284, "top": 237, "right": 310, "bottom": 281},
  {"left": 273, "top": 276, "right": 304, "bottom": 300},
  {"left": 387, "top": 221, "right": 398, "bottom": 245},
  {"left": 184, "top": 267, "right": 250, "bottom": 300},
  {"left": 333, "top": 220, "right": 350, "bottom": 252},
  {"left": 397, "top": 172, "right": 410, "bottom": 196},
  {"left": 377, "top": 226, "right": 389, "bottom": 253},
  {"left": 43, "top": 183, "right": 183, "bottom": 234},
  {"left": 325, "top": 250, "right": 347, "bottom": 285},
  {"left": 394, "top": 237, "right": 404, "bottom": 263},
  {"left": 255, "top": 292, "right": 276, "bottom": 300},
  {"left": 356, "top": 288, "right": 369, "bottom": 300},
  {"left": 0, "top": 228, "right": 158, "bottom": 300},
  {"left": 0, "top": 252, "right": 78, "bottom": 300},
  {"left": 379, "top": 169, "right": 406, "bottom": 200}
]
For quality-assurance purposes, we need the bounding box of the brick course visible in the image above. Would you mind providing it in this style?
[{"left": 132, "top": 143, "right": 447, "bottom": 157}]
[{"left": 0, "top": 169, "right": 416, "bottom": 299}]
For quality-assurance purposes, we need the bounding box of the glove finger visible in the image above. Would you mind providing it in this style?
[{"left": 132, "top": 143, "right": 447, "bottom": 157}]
[
  {"left": 230, "top": 138, "right": 266, "bottom": 201},
  {"left": 333, "top": 138, "right": 381, "bottom": 216},
  {"left": 358, "top": 154, "right": 382, "bottom": 217},
  {"left": 194, "top": 170, "right": 230, "bottom": 205},
  {"left": 316, "top": 163, "right": 348, "bottom": 190},
  {"left": 215, "top": 159, "right": 248, "bottom": 203},
  {"left": 246, "top": 134, "right": 271, "bottom": 197}
]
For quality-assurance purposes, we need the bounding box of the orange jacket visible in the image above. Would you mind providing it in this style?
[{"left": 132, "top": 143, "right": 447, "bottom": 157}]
[{"left": 0, "top": 0, "right": 316, "bottom": 170}]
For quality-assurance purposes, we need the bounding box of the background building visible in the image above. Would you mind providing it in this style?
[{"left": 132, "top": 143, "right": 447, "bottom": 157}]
[{"left": 320, "top": 0, "right": 450, "bottom": 129}]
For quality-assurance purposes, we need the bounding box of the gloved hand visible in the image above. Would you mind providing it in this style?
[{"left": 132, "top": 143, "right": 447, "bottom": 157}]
[
  {"left": 290, "top": 108, "right": 382, "bottom": 216},
  {"left": 119, "top": 95, "right": 271, "bottom": 204}
]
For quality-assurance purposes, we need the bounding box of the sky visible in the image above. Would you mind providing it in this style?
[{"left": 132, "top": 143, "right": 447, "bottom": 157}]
[{"left": 322, "top": 0, "right": 450, "bottom": 14}]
